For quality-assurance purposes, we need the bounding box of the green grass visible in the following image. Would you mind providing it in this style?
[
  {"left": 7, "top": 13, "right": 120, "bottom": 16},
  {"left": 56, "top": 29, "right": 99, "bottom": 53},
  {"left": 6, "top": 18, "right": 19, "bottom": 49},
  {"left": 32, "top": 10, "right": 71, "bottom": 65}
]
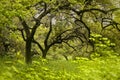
[{"left": 0, "top": 56, "right": 120, "bottom": 80}]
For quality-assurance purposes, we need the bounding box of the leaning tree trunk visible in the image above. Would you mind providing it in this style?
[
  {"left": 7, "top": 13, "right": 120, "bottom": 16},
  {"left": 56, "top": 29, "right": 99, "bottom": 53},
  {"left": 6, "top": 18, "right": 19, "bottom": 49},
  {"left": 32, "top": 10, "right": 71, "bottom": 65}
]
[{"left": 25, "top": 39, "right": 32, "bottom": 64}]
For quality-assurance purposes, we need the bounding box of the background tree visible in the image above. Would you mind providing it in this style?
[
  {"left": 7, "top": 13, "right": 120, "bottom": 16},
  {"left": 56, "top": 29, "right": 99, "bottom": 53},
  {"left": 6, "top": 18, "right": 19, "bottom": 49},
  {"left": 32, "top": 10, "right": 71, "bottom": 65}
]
[{"left": 0, "top": 0, "right": 120, "bottom": 64}]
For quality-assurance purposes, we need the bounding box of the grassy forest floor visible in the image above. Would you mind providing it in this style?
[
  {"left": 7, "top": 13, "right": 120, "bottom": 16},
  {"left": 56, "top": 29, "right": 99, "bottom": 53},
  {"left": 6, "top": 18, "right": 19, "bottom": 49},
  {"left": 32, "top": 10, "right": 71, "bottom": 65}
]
[{"left": 0, "top": 56, "right": 120, "bottom": 80}]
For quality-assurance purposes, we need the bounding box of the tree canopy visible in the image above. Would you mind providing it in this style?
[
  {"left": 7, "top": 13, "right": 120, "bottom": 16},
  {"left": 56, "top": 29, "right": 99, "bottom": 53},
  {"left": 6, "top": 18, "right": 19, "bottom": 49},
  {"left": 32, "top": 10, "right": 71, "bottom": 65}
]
[{"left": 0, "top": 0, "right": 120, "bottom": 64}]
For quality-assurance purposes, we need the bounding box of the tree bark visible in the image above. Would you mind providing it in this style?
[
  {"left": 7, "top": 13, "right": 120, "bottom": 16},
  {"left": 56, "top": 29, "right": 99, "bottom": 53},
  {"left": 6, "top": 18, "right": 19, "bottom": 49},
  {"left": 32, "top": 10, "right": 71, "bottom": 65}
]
[
  {"left": 25, "top": 39, "right": 32, "bottom": 64},
  {"left": 42, "top": 51, "right": 47, "bottom": 59},
  {"left": 42, "top": 49, "right": 48, "bottom": 59},
  {"left": 42, "top": 47, "right": 49, "bottom": 59}
]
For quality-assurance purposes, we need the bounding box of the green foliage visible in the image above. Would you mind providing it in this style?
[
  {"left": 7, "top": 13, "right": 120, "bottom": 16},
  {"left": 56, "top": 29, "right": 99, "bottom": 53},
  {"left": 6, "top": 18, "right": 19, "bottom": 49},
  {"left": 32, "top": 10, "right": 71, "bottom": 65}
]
[
  {"left": 1, "top": 0, "right": 120, "bottom": 63},
  {"left": 0, "top": 56, "right": 120, "bottom": 80},
  {"left": 90, "top": 33, "right": 117, "bottom": 58},
  {"left": 0, "top": 27, "right": 24, "bottom": 56}
]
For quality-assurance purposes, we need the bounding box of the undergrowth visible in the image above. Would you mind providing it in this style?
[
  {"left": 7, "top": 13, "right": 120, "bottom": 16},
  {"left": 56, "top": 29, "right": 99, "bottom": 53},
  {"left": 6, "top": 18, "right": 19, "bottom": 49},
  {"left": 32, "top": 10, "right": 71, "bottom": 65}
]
[{"left": 0, "top": 56, "right": 120, "bottom": 80}]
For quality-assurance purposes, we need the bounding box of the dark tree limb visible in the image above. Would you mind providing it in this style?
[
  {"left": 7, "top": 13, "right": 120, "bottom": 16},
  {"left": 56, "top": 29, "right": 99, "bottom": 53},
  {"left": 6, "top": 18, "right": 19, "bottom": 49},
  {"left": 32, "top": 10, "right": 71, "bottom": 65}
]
[
  {"left": 20, "top": 29, "right": 26, "bottom": 41},
  {"left": 63, "top": 41, "right": 77, "bottom": 51},
  {"left": 32, "top": 40, "right": 44, "bottom": 53},
  {"left": 44, "top": 16, "right": 52, "bottom": 47},
  {"left": 18, "top": 17, "right": 30, "bottom": 38}
]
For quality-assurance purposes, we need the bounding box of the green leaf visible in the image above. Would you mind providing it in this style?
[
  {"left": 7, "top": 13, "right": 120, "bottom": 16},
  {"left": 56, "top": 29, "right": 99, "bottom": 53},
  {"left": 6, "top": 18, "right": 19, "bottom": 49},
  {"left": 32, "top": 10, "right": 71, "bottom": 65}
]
[
  {"left": 102, "top": 38, "right": 108, "bottom": 41},
  {"left": 17, "top": 60, "right": 24, "bottom": 65},
  {"left": 12, "top": 66, "right": 19, "bottom": 73}
]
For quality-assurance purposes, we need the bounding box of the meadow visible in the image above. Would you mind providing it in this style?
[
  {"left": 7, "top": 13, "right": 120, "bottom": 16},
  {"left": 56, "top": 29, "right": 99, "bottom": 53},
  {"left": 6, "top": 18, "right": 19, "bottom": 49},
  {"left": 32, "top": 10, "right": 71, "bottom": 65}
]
[{"left": 0, "top": 56, "right": 120, "bottom": 80}]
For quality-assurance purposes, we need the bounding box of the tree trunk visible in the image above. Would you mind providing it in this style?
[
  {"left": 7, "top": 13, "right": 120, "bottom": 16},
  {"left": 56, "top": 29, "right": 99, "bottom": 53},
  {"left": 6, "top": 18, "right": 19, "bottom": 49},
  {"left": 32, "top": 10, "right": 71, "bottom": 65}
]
[
  {"left": 42, "top": 50, "right": 47, "bottom": 59},
  {"left": 42, "top": 48, "right": 49, "bottom": 59},
  {"left": 25, "top": 39, "right": 32, "bottom": 64}
]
